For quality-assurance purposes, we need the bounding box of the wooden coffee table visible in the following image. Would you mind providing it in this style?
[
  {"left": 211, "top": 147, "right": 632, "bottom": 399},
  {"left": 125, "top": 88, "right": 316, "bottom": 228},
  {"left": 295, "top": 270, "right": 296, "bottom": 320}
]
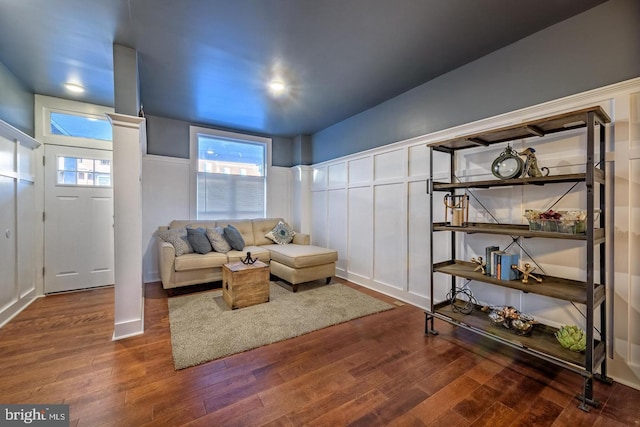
[{"left": 222, "top": 260, "right": 270, "bottom": 309}]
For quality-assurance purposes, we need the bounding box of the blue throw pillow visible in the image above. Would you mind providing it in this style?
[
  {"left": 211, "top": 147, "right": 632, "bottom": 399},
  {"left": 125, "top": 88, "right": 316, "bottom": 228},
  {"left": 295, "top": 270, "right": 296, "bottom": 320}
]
[
  {"left": 223, "top": 224, "right": 245, "bottom": 251},
  {"left": 187, "top": 227, "right": 212, "bottom": 254}
]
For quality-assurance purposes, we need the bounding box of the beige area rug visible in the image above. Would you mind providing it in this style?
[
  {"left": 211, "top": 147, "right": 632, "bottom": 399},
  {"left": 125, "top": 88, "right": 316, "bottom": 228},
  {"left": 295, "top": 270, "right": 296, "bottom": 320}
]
[{"left": 168, "top": 281, "right": 394, "bottom": 370}]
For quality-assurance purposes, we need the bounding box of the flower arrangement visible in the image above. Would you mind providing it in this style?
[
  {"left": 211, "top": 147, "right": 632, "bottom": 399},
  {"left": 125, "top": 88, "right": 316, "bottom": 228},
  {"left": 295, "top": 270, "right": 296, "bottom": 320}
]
[{"left": 524, "top": 209, "right": 587, "bottom": 234}]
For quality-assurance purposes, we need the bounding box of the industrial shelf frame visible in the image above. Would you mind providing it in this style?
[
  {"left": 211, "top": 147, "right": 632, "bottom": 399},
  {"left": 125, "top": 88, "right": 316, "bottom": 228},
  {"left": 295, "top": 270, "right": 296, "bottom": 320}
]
[{"left": 425, "top": 106, "right": 612, "bottom": 411}]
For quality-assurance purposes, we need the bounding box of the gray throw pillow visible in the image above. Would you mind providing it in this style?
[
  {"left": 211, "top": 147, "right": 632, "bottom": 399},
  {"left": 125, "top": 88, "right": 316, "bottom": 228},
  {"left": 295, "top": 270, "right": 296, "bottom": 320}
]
[
  {"left": 187, "top": 227, "right": 212, "bottom": 254},
  {"left": 156, "top": 228, "right": 194, "bottom": 256},
  {"left": 223, "top": 224, "right": 245, "bottom": 251},
  {"left": 206, "top": 226, "right": 232, "bottom": 253}
]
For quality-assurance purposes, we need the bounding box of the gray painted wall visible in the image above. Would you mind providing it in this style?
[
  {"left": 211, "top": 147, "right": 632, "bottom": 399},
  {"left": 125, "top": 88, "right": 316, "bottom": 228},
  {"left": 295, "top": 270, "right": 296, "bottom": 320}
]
[
  {"left": 0, "top": 61, "right": 34, "bottom": 137},
  {"left": 311, "top": 0, "right": 640, "bottom": 163},
  {"left": 146, "top": 114, "right": 294, "bottom": 167},
  {"left": 113, "top": 44, "right": 140, "bottom": 117}
]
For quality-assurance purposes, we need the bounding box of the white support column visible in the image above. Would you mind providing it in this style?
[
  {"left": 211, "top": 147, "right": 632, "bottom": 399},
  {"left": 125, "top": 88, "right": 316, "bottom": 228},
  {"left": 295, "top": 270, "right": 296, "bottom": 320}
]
[{"left": 107, "top": 113, "right": 145, "bottom": 340}]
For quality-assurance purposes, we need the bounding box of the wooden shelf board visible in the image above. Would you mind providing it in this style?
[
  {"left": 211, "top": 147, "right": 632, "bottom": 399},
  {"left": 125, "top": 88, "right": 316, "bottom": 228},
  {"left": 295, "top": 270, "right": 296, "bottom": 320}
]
[
  {"left": 433, "top": 173, "right": 587, "bottom": 190},
  {"left": 428, "top": 106, "right": 611, "bottom": 151},
  {"left": 433, "top": 260, "right": 605, "bottom": 305},
  {"left": 431, "top": 301, "right": 606, "bottom": 370},
  {"left": 432, "top": 222, "right": 605, "bottom": 241}
]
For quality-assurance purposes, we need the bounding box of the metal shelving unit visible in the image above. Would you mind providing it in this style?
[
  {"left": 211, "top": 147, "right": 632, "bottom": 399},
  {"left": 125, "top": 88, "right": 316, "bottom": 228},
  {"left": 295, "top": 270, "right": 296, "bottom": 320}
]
[{"left": 425, "top": 106, "right": 612, "bottom": 411}]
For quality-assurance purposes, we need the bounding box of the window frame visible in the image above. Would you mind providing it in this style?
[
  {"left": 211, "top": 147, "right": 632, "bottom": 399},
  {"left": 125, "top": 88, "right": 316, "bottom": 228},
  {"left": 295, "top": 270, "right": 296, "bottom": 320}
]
[
  {"left": 35, "top": 95, "right": 114, "bottom": 151},
  {"left": 189, "top": 126, "right": 272, "bottom": 220}
]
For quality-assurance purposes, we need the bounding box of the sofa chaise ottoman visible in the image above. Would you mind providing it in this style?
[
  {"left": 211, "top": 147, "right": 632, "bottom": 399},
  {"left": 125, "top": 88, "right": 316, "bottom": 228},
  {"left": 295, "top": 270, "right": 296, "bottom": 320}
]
[{"left": 156, "top": 218, "right": 338, "bottom": 294}]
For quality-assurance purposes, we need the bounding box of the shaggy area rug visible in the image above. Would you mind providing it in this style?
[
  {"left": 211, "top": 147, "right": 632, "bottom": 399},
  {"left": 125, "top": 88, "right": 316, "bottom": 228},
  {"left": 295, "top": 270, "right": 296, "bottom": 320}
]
[{"left": 168, "top": 281, "right": 394, "bottom": 369}]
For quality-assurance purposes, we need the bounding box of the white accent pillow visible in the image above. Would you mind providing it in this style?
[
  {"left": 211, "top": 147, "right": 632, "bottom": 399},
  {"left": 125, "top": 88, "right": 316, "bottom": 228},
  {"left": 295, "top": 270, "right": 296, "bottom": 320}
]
[{"left": 265, "top": 220, "right": 295, "bottom": 245}]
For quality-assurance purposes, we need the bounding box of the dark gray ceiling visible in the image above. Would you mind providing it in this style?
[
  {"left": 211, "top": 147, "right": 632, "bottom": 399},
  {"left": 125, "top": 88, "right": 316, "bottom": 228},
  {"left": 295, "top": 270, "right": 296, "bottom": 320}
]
[{"left": 0, "top": 0, "right": 607, "bottom": 137}]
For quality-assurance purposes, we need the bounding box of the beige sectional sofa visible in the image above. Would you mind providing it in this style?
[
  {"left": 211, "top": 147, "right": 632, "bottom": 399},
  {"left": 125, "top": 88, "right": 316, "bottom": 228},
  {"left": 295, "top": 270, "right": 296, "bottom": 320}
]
[{"left": 157, "top": 218, "right": 337, "bottom": 294}]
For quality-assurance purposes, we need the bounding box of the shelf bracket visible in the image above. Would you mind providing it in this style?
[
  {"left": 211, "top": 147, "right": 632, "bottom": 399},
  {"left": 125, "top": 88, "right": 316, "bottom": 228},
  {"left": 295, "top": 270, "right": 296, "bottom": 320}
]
[
  {"left": 466, "top": 137, "right": 490, "bottom": 147},
  {"left": 524, "top": 125, "right": 545, "bottom": 137}
]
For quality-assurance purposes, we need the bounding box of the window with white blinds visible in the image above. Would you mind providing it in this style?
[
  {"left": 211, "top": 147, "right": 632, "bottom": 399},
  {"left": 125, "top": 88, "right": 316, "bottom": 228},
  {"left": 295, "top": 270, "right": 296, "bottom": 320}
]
[{"left": 190, "top": 127, "right": 270, "bottom": 219}]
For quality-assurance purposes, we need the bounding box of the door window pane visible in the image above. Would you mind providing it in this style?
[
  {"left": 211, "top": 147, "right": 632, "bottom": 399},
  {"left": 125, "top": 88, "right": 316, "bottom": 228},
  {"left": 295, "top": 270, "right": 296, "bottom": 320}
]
[{"left": 56, "top": 156, "right": 111, "bottom": 187}]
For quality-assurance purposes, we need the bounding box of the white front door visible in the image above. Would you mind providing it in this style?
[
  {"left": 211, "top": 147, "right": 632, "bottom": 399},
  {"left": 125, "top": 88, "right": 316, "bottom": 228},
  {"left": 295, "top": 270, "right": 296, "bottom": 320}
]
[{"left": 44, "top": 145, "right": 114, "bottom": 293}]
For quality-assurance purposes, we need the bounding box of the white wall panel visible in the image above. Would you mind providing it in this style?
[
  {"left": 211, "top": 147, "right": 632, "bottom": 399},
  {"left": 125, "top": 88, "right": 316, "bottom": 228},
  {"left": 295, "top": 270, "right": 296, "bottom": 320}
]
[
  {"left": 408, "top": 144, "right": 429, "bottom": 177},
  {"left": 328, "top": 162, "right": 347, "bottom": 187},
  {"left": 268, "top": 167, "right": 291, "bottom": 221},
  {"left": 0, "top": 175, "right": 16, "bottom": 310},
  {"left": 348, "top": 157, "right": 372, "bottom": 185},
  {"left": 311, "top": 190, "right": 327, "bottom": 247},
  {"left": 17, "top": 181, "right": 35, "bottom": 297},
  {"left": 0, "top": 122, "right": 38, "bottom": 327},
  {"left": 312, "top": 166, "right": 327, "bottom": 190},
  {"left": 374, "top": 149, "right": 404, "bottom": 181},
  {"left": 327, "top": 189, "right": 348, "bottom": 273},
  {"left": 373, "top": 183, "right": 405, "bottom": 289},
  {"left": 348, "top": 186, "right": 373, "bottom": 279},
  {"left": 630, "top": 158, "right": 640, "bottom": 365},
  {"left": 0, "top": 136, "right": 15, "bottom": 175},
  {"left": 407, "top": 181, "right": 429, "bottom": 297}
]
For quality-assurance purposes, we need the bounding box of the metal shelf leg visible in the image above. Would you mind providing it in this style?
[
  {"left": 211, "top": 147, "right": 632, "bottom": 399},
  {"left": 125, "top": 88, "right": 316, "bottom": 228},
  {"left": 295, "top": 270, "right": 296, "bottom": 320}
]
[{"left": 424, "top": 312, "right": 438, "bottom": 335}]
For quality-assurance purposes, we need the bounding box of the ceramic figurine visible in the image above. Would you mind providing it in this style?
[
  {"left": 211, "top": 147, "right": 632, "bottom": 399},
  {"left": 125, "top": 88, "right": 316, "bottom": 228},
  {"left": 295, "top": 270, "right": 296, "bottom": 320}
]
[
  {"left": 519, "top": 147, "right": 549, "bottom": 178},
  {"left": 471, "top": 257, "right": 486, "bottom": 275},
  {"left": 512, "top": 262, "right": 543, "bottom": 284}
]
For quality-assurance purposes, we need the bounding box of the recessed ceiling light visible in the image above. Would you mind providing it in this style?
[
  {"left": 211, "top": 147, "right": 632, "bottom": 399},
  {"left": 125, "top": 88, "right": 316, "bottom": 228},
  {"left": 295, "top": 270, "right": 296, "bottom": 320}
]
[
  {"left": 64, "top": 82, "right": 85, "bottom": 93},
  {"left": 268, "top": 80, "right": 286, "bottom": 96}
]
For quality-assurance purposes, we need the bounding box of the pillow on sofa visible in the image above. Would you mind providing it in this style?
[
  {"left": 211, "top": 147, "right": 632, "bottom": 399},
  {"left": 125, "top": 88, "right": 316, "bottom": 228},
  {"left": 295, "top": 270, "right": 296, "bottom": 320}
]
[
  {"left": 206, "top": 226, "right": 232, "bottom": 253},
  {"left": 265, "top": 220, "right": 295, "bottom": 245},
  {"left": 223, "top": 224, "right": 245, "bottom": 251},
  {"left": 156, "top": 228, "right": 194, "bottom": 256},
  {"left": 187, "top": 227, "right": 212, "bottom": 254}
]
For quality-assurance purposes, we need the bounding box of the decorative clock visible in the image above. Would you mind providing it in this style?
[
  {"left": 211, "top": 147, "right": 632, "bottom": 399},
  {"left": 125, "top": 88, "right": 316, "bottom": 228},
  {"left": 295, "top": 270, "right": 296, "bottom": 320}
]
[{"left": 491, "top": 145, "right": 524, "bottom": 179}]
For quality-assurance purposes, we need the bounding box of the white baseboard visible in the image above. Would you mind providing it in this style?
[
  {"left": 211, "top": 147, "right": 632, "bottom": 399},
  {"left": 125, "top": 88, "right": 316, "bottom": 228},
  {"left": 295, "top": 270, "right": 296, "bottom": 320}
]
[
  {"left": 0, "top": 291, "right": 40, "bottom": 328},
  {"left": 112, "top": 318, "right": 144, "bottom": 341}
]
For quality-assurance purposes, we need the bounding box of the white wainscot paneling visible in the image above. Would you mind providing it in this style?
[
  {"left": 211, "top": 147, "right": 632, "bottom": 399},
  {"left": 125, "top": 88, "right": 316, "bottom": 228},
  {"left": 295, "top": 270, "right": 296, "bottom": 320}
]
[
  {"left": 312, "top": 166, "right": 327, "bottom": 190},
  {"left": 468, "top": 282, "right": 521, "bottom": 308},
  {"left": 432, "top": 150, "right": 451, "bottom": 180},
  {"left": 374, "top": 149, "right": 405, "bottom": 181},
  {"left": 407, "top": 181, "right": 429, "bottom": 299},
  {"left": 17, "top": 181, "right": 35, "bottom": 297},
  {"left": 18, "top": 144, "right": 35, "bottom": 179},
  {"left": 328, "top": 162, "right": 347, "bottom": 188},
  {"left": 311, "top": 191, "right": 327, "bottom": 247},
  {"left": 408, "top": 144, "right": 430, "bottom": 177},
  {"left": 327, "top": 189, "right": 348, "bottom": 273},
  {"left": 348, "top": 186, "right": 373, "bottom": 280},
  {"left": 91, "top": 196, "right": 115, "bottom": 274},
  {"left": 0, "top": 136, "right": 15, "bottom": 174},
  {"left": 348, "top": 157, "right": 372, "bottom": 185},
  {"left": 630, "top": 158, "right": 640, "bottom": 365},
  {"left": 0, "top": 175, "right": 16, "bottom": 309},
  {"left": 374, "top": 183, "right": 405, "bottom": 290},
  {"left": 141, "top": 155, "right": 190, "bottom": 283},
  {"left": 268, "top": 167, "right": 291, "bottom": 220},
  {"left": 520, "top": 293, "right": 587, "bottom": 329}
]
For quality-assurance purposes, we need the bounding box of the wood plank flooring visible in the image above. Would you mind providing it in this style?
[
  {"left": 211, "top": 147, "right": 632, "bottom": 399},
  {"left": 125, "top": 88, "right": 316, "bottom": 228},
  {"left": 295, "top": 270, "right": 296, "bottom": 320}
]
[{"left": 0, "top": 279, "right": 638, "bottom": 426}]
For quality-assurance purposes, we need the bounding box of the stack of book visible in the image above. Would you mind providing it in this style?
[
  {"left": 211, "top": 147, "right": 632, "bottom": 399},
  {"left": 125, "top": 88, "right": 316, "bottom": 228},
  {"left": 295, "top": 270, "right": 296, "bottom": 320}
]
[{"left": 484, "top": 245, "right": 519, "bottom": 281}]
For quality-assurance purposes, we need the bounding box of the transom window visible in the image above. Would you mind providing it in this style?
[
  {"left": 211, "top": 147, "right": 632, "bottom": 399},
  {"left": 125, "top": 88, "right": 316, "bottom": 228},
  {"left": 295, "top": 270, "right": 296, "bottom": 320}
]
[
  {"left": 56, "top": 156, "right": 112, "bottom": 187},
  {"left": 190, "top": 127, "right": 270, "bottom": 219},
  {"left": 50, "top": 111, "right": 112, "bottom": 141}
]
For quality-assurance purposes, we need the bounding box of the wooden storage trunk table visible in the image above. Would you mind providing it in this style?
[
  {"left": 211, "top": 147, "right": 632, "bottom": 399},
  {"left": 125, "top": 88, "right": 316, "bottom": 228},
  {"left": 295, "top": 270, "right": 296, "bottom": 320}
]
[{"left": 222, "top": 260, "right": 270, "bottom": 309}]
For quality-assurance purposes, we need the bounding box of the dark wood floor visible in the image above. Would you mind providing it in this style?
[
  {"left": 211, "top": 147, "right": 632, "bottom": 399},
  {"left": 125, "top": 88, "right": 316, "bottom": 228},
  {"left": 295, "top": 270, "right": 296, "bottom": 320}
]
[{"left": 1, "top": 279, "right": 638, "bottom": 426}]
